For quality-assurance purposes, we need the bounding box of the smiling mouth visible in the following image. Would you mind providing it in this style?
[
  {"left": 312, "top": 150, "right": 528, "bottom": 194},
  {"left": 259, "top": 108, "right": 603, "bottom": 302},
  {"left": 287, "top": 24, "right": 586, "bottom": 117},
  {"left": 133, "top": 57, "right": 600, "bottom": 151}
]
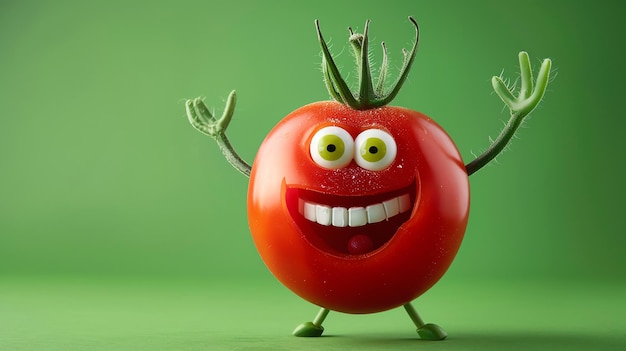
[{"left": 285, "top": 181, "right": 417, "bottom": 257}]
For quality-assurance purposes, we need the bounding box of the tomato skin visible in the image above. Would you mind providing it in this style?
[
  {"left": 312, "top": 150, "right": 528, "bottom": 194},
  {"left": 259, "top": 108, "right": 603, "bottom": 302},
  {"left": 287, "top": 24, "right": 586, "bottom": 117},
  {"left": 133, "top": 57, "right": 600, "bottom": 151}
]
[{"left": 247, "top": 101, "right": 469, "bottom": 314}]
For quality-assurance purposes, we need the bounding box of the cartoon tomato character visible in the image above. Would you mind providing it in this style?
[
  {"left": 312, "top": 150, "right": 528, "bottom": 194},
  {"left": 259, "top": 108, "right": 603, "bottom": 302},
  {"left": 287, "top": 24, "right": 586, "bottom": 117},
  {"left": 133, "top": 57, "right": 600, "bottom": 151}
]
[{"left": 186, "top": 17, "right": 551, "bottom": 340}]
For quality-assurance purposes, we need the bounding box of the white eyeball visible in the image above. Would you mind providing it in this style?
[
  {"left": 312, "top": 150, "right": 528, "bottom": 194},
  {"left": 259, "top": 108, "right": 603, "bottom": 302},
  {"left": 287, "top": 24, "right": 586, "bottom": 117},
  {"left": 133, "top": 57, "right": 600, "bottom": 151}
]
[
  {"left": 354, "top": 129, "right": 397, "bottom": 171},
  {"left": 309, "top": 126, "right": 354, "bottom": 169}
]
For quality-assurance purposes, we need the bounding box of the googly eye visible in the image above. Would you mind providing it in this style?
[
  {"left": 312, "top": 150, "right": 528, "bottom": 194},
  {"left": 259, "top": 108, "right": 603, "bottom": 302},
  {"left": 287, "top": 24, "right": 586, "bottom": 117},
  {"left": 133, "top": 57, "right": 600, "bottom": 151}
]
[
  {"left": 310, "top": 126, "right": 354, "bottom": 169},
  {"left": 354, "top": 129, "right": 397, "bottom": 171}
]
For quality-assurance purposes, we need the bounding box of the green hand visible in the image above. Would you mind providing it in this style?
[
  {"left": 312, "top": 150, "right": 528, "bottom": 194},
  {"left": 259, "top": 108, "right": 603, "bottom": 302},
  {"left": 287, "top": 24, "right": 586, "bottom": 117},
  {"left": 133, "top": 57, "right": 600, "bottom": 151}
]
[
  {"left": 186, "top": 90, "right": 236, "bottom": 138},
  {"left": 492, "top": 51, "right": 552, "bottom": 116},
  {"left": 185, "top": 91, "right": 252, "bottom": 177},
  {"left": 465, "top": 52, "right": 552, "bottom": 176}
]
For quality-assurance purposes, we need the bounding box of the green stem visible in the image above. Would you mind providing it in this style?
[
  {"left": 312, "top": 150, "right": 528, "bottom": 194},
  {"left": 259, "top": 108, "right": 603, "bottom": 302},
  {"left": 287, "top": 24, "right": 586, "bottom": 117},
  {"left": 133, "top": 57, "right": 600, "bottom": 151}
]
[
  {"left": 465, "top": 110, "right": 524, "bottom": 176},
  {"left": 378, "top": 16, "right": 419, "bottom": 106},
  {"left": 315, "top": 20, "right": 359, "bottom": 107},
  {"left": 312, "top": 308, "right": 330, "bottom": 327},
  {"left": 315, "top": 17, "right": 419, "bottom": 110},
  {"left": 353, "top": 21, "right": 376, "bottom": 105},
  {"left": 375, "top": 42, "right": 389, "bottom": 96},
  {"left": 403, "top": 303, "right": 425, "bottom": 328},
  {"left": 322, "top": 58, "right": 344, "bottom": 104},
  {"left": 214, "top": 132, "right": 251, "bottom": 177}
]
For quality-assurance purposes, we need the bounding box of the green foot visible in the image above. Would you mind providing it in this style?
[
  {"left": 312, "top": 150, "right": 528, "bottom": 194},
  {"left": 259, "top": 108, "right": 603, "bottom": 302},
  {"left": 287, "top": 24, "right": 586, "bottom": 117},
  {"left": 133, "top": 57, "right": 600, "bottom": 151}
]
[
  {"left": 293, "top": 322, "right": 324, "bottom": 337},
  {"left": 417, "top": 323, "right": 448, "bottom": 341}
]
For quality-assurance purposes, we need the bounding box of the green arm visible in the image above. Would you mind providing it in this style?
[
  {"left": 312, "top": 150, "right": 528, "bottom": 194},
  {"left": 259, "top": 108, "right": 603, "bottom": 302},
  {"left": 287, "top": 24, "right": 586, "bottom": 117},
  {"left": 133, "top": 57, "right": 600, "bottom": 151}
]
[
  {"left": 465, "top": 52, "right": 552, "bottom": 176},
  {"left": 185, "top": 90, "right": 252, "bottom": 177}
]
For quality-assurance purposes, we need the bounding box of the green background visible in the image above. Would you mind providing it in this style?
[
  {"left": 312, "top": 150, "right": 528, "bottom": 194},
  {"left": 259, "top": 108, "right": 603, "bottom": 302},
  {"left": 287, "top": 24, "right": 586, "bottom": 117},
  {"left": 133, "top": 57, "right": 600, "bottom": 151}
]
[{"left": 1, "top": 0, "right": 624, "bottom": 350}]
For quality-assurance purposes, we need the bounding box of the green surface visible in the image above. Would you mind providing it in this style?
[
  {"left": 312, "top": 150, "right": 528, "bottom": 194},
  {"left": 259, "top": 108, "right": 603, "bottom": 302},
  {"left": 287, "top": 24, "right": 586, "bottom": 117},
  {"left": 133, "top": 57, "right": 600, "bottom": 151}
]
[
  {"left": 2, "top": 278, "right": 625, "bottom": 350},
  {"left": 1, "top": 0, "right": 625, "bottom": 350}
]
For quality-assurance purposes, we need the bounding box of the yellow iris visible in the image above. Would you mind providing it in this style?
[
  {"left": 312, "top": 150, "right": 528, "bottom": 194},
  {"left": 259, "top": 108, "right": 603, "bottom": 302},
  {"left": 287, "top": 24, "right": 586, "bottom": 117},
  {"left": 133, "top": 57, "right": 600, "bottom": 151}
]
[
  {"left": 360, "top": 137, "right": 387, "bottom": 162},
  {"left": 318, "top": 134, "right": 345, "bottom": 161}
]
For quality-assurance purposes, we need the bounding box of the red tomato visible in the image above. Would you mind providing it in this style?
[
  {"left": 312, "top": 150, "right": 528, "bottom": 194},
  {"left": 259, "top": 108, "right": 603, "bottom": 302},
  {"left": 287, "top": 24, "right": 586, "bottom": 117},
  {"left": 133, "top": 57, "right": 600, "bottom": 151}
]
[{"left": 247, "top": 101, "right": 469, "bottom": 314}]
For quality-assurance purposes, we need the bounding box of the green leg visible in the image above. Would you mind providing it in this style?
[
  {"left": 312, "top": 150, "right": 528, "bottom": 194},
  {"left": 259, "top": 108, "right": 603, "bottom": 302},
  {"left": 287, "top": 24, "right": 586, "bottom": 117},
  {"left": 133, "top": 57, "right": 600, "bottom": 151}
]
[
  {"left": 403, "top": 302, "right": 447, "bottom": 340},
  {"left": 293, "top": 307, "right": 329, "bottom": 337}
]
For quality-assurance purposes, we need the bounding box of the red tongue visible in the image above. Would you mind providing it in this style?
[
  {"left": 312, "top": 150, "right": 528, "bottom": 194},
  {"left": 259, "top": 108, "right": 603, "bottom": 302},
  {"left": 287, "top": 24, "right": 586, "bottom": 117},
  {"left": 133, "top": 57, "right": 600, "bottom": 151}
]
[{"left": 347, "top": 235, "right": 374, "bottom": 255}]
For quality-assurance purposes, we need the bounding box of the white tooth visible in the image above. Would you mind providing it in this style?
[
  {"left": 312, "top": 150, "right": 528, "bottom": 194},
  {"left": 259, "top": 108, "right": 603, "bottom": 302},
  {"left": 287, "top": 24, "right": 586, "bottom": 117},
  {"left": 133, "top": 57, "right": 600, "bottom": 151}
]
[
  {"left": 348, "top": 207, "right": 367, "bottom": 227},
  {"left": 316, "top": 205, "right": 332, "bottom": 226},
  {"left": 382, "top": 197, "right": 400, "bottom": 219},
  {"left": 303, "top": 202, "right": 317, "bottom": 222},
  {"left": 298, "top": 199, "right": 305, "bottom": 215},
  {"left": 367, "top": 203, "right": 386, "bottom": 223},
  {"left": 332, "top": 207, "right": 348, "bottom": 227},
  {"left": 398, "top": 194, "right": 411, "bottom": 213}
]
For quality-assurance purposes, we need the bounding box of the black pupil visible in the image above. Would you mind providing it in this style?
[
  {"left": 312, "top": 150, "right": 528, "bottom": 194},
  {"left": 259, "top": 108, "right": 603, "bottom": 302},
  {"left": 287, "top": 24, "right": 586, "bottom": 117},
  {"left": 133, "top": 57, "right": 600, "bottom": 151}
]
[
  {"left": 369, "top": 146, "right": 378, "bottom": 154},
  {"left": 327, "top": 144, "right": 336, "bottom": 152}
]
